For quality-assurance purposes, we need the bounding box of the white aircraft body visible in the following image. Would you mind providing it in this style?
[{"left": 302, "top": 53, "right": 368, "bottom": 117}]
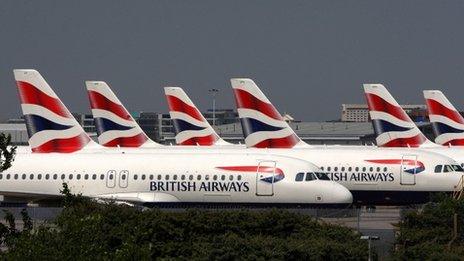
[{"left": 0, "top": 151, "right": 353, "bottom": 206}]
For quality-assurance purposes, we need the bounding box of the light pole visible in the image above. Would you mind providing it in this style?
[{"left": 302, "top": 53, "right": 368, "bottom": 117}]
[
  {"left": 360, "top": 235, "right": 380, "bottom": 261},
  {"left": 209, "top": 88, "right": 219, "bottom": 127}
]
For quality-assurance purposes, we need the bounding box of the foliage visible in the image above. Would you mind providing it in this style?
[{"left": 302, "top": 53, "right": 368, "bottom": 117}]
[
  {"left": 0, "top": 186, "right": 368, "bottom": 260},
  {"left": 392, "top": 194, "right": 464, "bottom": 259},
  {"left": 0, "top": 133, "right": 16, "bottom": 172}
]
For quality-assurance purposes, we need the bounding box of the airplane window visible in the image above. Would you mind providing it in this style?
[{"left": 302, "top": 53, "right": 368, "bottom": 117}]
[
  {"left": 69, "top": 174, "right": 73, "bottom": 180},
  {"left": 327, "top": 167, "right": 331, "bottom": 172},
  {"left": 229, "top": 175, "right": 233, "bottom": 181},
  {"left": 158, "top": 175, "right": 162, "bottom": 180},
  {"left": 238, "top": 175, "right": 242, "bottom": 181},
  {"left": 362, "top": 167, "right": 366, "bottom": 172},
  {"left": 14, "top": 174, "right": 18, "bottom": 180},
  {"left": 443, "top": 165, "right": 453, "bottom": 173},
  {"left": 355, "top": 167, "right": 359, "bottom": 172},
  {"left": 38, "top": 174, "right": 42, "bottom": 180},
  {"left": 348, "top": 167, "right": 352, "bottom": 172},
  {"left": 142, "top": 174, "right": 146, "bottom": 180},
  {"left": 320, "top": 167, "right": 324, "bottom": 171},
  {"left": 205, "top": 175, "right": 210, "bottom": 180},
  {"left": 165, "top": 175, "right": 169, "bottom": 180},
  {"left": 213, "top": 175, "right": 218, "bottom": 180},
  {"left": 77, "top": 174, "right": 81, "bottom": 180},
  {"left": 45, "top": 174, "right": 49, "bottom": 180},
  {"left": 341, "top": 167, "right": 345, "bottom": 172},
  {"left": 315, "top": 172, "right": 331, "bottom": 180},
  {"left": 221, "top": 175, "right": 226, "bottom": 181},
  {"left": 197, "top": 175, "right": 201, "bottom": 180},
  {"left": 334, "top": 167, "right": 338, "bottom": 172},
  {"left": 150, "top": 175, "right": 154, "bottom": 180},
  {"left": 100, "top": 174, "right": 104, "bottom": 180},
  {"left": 61, "top": 174, "right": 65, "bottom": 180},
  {"left": 22, "top": 174, "right": 26, "bottom": 180},
  {"left": 30, "top": 174, "right": 34, "bottom": 180},
  {"left": 0, "top": 174, "right": 2, "bottom": 179},
  {"left": 133, "top": 175, "right": 137, "bottom": 180},
  {"left": 173, "top": 175, "right": 178, "bottom": 180},
  {"left": 452, "top": 165, "right": 464, "bottom": 172},
  {"left": 181, "top": 175, "right": 185, "bottom": 180},
  {"left": 6, "top": 174, "right": 10, "bottom": 180},
  {"left": 189, "top": 175, "right": 194, "bottom": 181},
  {"left": 434, "top": 165, "right": 442, "bottom": 173},
  {"left": 376, "top": 167, "right": 380, "bottom": 172},
  {"left": 384, "top": 167, "right": 387, "bottom": 172},
  {"left": 369, "top": 167, "right": 373, "bottom": 172},
  {"left": 305, "top": 172, "right": 316, "bottom": 181},
  {"left": 91, "top": 174, "right": 96, "bottom": 180},
  {"left": 84, "top": 174, "right": 89, "bottom": 180},
  {"left": 295, "top": 172, "right": 304, "bottom": 181}
]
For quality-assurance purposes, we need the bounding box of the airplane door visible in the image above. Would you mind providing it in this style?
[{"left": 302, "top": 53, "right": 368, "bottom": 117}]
[
  {"left": 106, "top": 170, "right": 116, "bottom": 188},
  {"left": 256, "top": 161, "right": 276, "bottom": 196},
  {"left": 119, "top": 170, "right": 129, "bottom": 188},
  {"left": 400, "top": 155, "right": 417, "bottom": 185}
]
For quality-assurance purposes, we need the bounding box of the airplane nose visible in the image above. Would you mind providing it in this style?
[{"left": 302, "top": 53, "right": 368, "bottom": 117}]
[{"left": 330, "top": 184, "right": 353, "bottom": 204}]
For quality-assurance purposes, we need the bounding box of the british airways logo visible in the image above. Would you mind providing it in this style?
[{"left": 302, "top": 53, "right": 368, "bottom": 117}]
[
  {"left": 365, "top": 159, "right": 425, "bottom": 174},
  {"left": 216, "top": 166, "right": 285, "bottom": 183}
]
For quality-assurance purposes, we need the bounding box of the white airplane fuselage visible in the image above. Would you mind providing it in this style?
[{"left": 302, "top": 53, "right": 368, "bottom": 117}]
[{"left": 0, "top": 151, "right": 352, "bottom": 206}]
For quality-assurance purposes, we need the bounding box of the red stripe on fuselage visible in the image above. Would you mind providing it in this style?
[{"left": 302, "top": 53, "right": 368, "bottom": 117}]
[
  {"left": 425, "top": 98, "right": 464, "bottom": 124},
  {"left": 88, "top": 91, "right": 132, "bottom": 121},
  {"left": 216, "top": 166, "right": 284, "bottom": 175},
  {"left": 166, "top": 95, "right": 203, "bottom": 121},
  {"left": 365, "top": 93, "right": 410, "bottom": 122},
  {"left": 233, "top": 89, "right": 283, "bottom": 121},
  {"left": 16, "top": 81, "right": 71, "bottom": 118}
]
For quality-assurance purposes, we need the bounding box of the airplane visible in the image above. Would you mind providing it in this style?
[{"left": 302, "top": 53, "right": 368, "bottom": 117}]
[
  {"left": 423, "top": 90, "right": 464, "bottom": 146},
  {"left": 2, "top": 69, "right": 352, "bottom": 207},
  {"left": 229, "top": 78, "right": 464, "bottom": 205},
  {"left": 363, "top": 84, "right": 464, "bottom": 165},
  {"left": 85, "top": 81, "right": 162, "bottom": 148},
  {"left": 164, "top": 87, "right": 235, "bottom": 146}
]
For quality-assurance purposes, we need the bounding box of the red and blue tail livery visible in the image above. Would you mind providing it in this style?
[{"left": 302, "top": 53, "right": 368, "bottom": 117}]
[
  {"left": 14, "top": 69, "right": 93, "bottom": 153},
  {"left": 164, "top": 87, "right": 231, "bottom": 146},
  {"left": 86, "top": 81, "right": 161, "bottom": 148},
  {"left": 230, "top": 78, "right": 307, "bottom": 149},
  {"left": 216, "top": 165, "right": 285, "bottom": 183},
  {"left": 363, "top": 84, "right": 435, "bottom": 148},
  {"left": 424, "top": 90, "right": 464, "bottom": 146}
]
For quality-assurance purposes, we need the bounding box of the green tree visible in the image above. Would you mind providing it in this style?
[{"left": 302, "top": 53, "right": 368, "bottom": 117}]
[{"left": 0, "top": 133, "right": 17, "bottom": 172}]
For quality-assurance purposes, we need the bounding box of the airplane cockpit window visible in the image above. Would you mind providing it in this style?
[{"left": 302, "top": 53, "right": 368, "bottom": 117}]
[
  {"left": 295, "top": 172, "right": 304, "bottom": 181},
  {"left": 315, "top": 172, "right": 330, "bottom": 180},
  {"left": 443, "top": 165, "right": 453, "bottom": 173},
  {"left": 305, "top": 172, "right": 317, "bottom": 181},
  {"left": 434, "top": 165, "right": 443, "bottom": 173},
  {"left": 451, "top": 165, "right": 464, "bottom": 172}
]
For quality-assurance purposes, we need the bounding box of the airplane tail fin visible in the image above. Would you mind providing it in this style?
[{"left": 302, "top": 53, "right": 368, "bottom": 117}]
[
  {"left": 424, "top": 90, "right": 464, "bottom": 146},
  {"left": 363, "top": 84, "right": 435, "bottom": 148},
  {"left": 85, "top": 81, "right": 161, "bottom": 147},
  {"left": 164, "top": 87, "right": 231, "bottom": 145},
  {"left": 14, "top": 69, "right": 97, "bottom": 153},
  {"left": 230, "top": 78, "right": 308, "bottom": 148}
]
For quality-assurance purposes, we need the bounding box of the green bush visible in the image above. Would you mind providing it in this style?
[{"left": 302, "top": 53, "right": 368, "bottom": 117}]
[{"left": 0, "top": 185, "right": 368, "bottom": 260}]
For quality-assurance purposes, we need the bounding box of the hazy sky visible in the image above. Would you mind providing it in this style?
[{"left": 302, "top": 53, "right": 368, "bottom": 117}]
[{"left": 1, "top": 1, "right": 464, "bottom": 121}]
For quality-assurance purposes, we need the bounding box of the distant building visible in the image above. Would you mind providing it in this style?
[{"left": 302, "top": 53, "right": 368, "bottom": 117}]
[
  {"left": 341, "top": 104, "right": 427, "bottom": 122},
  {"left": 0, "top": 123, "right": 28, "bottom": 145},
  {"left": 203, "top": 109, "right": 239, "bottom": 126}
]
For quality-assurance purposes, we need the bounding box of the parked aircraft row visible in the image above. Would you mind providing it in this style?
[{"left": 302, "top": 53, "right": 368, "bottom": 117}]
[{"left": 1, "top": 69, "right": 463, "bottom": 207}]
